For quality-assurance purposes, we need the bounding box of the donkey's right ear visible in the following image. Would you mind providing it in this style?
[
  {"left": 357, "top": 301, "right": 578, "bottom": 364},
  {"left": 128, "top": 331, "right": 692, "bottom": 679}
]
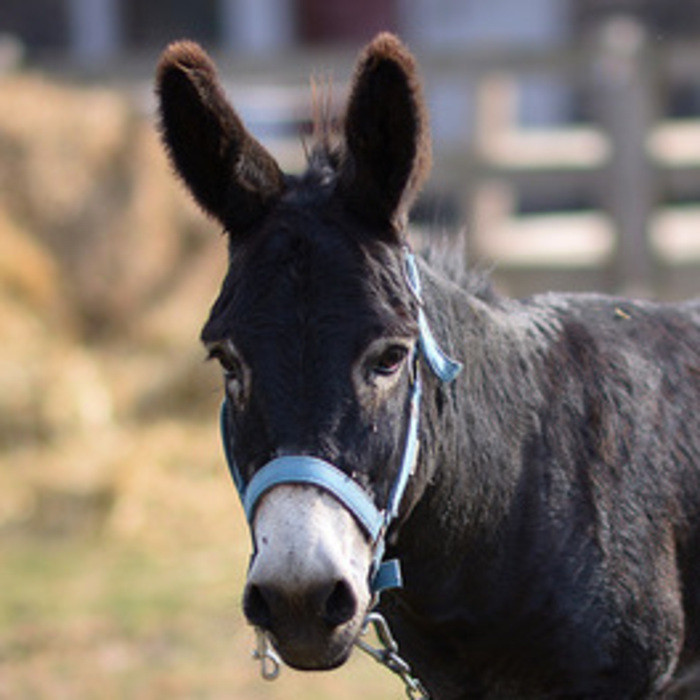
[{"left": 156, "top": 41, "right": 284, "bottom": 231}]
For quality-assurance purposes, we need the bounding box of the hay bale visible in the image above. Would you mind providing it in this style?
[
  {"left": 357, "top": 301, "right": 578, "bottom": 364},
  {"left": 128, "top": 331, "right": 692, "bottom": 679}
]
[{"left": 0, "top": 74, "right": 216, "bottom": 338}]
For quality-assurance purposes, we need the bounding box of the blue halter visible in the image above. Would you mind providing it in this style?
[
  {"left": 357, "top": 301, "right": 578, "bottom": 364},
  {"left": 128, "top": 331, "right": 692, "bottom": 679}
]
[{"left": 219, "top": 249, "right": 462, "bottom": 595}]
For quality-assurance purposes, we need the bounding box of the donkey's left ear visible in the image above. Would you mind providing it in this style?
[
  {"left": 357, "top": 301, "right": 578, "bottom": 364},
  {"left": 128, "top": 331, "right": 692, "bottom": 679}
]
[
  {"left": 156, "top": 41, "right": 284, "bottom": 232},
  {"left": 339, "top": 33, "right": 431, "bottom": 231}
]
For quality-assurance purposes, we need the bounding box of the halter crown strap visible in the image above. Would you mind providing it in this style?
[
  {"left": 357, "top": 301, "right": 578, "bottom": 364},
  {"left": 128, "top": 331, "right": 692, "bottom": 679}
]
[
  {"left": 218, "top": 249, "right": 461, "bottom": 595},
  {"left": 404, "top": 251, "right": 463, "bottom": 383}
]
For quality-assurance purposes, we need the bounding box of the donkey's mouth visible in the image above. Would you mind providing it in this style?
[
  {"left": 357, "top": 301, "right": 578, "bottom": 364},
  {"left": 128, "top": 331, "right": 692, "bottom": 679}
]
[{"left": 268, "top": 617, "right": 363, "bottom": 671}]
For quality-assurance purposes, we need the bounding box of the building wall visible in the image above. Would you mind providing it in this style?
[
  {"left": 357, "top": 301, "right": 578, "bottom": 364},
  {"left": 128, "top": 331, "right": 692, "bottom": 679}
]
[
  {"left": 121, "top": 0, "right": 218, "bottom": 49},
  {"left": 0, "top": 0, "right": 69, "bottom": 50},
  {"left": 574, "top": 0, "right": 700, "bottom": 38},
  {"left": 399, "top": 0, "right": 570, "bottom": 49},
  {"left": 5, "top": 1, "right": 700, "bottom": 65},
  {"left": 298, "top": 0, "right": 397, "bottom": 44}
]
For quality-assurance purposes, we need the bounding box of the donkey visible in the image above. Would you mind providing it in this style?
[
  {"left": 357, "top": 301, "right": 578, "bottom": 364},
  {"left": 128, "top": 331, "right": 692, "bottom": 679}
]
[{"left": 156, "top": 33, "right": 700, "bottom": 699}]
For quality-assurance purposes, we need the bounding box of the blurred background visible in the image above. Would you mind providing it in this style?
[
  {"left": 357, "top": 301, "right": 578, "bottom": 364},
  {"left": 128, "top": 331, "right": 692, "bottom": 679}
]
[{"left": 1, "top": 1, "right": 699, "bottom": 698}]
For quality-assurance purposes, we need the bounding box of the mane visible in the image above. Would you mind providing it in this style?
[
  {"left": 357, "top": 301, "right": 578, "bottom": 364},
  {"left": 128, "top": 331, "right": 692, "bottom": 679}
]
[
  {"left": 420, "top": 235, "right": 500, "bottom": 303},
  {"left": 303, "top": 74, "right": 343, "bottom": 183}
]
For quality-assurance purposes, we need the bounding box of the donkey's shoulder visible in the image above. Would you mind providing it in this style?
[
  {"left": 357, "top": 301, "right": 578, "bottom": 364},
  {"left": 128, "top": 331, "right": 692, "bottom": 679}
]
[
  {"left": 518, "top": 291, "right": 700, "bottom": 373},
  {"left": 525, "top": 290, "right": 700, "bottom": 329}
]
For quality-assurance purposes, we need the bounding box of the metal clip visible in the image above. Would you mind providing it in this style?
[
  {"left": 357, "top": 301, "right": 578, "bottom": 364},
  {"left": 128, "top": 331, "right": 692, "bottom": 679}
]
[
  {"left": 354, "top": 612, "right": 430, "bottom": 700},
  {"left": 253, "top": 628, "right": 281, "bottom": 681}
]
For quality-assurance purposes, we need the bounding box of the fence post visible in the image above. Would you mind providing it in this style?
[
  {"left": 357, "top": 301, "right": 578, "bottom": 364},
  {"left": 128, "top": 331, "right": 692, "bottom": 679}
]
[
  {"left": 466, "top": 74, "right": 518, "bottom": 270},
  {"left": 591, "top": 16, "right": 659, "bottom": 296},
  {"left": 66, "top": 0, "right": 121, "bottom": 63}
]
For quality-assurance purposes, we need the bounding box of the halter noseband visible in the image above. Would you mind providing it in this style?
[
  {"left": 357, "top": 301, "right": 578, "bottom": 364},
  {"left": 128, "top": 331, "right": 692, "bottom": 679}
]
[{"left": 219, "top": 249, "right": 462, "bottom": 595}]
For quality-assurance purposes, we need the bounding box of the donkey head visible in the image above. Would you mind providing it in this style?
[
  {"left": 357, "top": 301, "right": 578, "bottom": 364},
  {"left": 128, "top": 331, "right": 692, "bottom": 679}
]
[{"left": 156, "top": 33, "right": 431, "bottom": 670}]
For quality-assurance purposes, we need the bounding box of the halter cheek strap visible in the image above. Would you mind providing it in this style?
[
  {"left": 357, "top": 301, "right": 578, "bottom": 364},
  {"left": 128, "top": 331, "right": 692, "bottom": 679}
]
[
  {"left": 219, "top": 249, "right": 462, "bottom": 595},
  {"left": 404, "top": 252, "right": 462, "bottom": 383}
]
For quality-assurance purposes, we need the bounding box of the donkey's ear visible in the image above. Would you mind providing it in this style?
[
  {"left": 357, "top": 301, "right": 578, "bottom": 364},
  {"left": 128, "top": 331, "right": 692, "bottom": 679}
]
[
  {"left": 339, "top": 33, "right": 431, "bottom": 230},
  {"left": 156, "top": 41, "right": 284, "bottom": 231}
]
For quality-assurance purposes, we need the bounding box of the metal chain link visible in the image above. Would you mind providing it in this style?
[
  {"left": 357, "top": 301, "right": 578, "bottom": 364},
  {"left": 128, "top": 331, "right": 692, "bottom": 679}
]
[
  {"left": 251, "top": 613, "right": 429, "bottom": 699},
  {"left": 354, "top": 611, "right": 430, "bottom": 700}
]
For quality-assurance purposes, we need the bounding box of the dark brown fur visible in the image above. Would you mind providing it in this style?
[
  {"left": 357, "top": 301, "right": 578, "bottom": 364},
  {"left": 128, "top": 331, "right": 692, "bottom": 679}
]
[{"left": 156, "top": 34, "right": 700, "bottom": 698}]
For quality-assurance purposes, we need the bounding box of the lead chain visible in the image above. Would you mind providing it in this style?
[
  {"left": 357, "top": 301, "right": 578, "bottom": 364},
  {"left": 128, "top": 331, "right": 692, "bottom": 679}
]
[
  {"left": 354, "top": 611, "right": 430, "bottom": 700},
  {"left": 251, "top": 612, "right": 429, "bottom": 699}
]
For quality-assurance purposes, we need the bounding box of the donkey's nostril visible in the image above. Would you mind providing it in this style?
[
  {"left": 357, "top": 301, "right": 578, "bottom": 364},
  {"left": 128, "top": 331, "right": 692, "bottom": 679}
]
[
  {"left": 243, "top": 583, "right": 273, "bottom": 630},
  {"left": 244, "top": 577, "right": 359, "bottom": 632},
  {"left": 322, "top": 579, "right": 357, "bottom": 628}
]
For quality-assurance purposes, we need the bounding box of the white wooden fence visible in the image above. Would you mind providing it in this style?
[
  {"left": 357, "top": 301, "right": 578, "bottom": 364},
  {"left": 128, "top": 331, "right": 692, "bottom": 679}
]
[{"left": 126, "top": 17, "right": 700, "bottom": 299}]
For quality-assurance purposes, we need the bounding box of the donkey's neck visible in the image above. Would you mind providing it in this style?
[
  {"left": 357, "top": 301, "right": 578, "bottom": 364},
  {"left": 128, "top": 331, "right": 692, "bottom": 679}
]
[{"left": 392, "top": 260, "right": 561, "bottom": 619}]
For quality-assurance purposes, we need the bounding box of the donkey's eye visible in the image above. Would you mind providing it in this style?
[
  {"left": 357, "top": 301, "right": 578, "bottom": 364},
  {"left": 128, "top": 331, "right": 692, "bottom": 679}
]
[
  {"left": 372, "top": 345, "right": 409, "bottom": 376},
  {"left": 207, "top": 346, "right": 243, "bottom": 380}
]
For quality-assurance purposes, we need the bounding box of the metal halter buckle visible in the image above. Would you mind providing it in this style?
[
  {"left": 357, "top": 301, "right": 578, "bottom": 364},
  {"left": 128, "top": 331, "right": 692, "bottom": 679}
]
[{"left": 253, "top": 628, "right": 281, "bottom": 681}]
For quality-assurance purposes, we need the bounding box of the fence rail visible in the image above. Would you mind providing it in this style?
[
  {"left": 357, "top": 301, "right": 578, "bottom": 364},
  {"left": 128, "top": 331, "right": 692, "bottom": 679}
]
[{"left": 448, "top": 18, "right": 700, "bottom": 300}]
